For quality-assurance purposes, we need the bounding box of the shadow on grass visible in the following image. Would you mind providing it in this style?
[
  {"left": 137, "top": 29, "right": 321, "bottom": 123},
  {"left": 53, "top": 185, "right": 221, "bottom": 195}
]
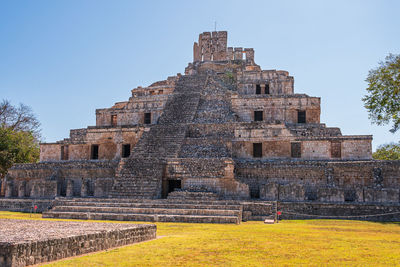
[
  {"left": 376, "top": 221, "right": 400, "bottom": 226},
  {"left": 279, "top": 218, "right": 400, "bottom": 226}
]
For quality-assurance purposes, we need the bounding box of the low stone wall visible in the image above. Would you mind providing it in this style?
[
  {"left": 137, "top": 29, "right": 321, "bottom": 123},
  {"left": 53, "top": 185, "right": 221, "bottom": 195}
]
[
  {"left": 0, "top": 198, "right": 53, "bottom": 213},
  {"left": 0, "top": 219, "right": 156, "bottom": 267},
  {"left": 277, "top": 202, "right": 400, "bottom": 222}
]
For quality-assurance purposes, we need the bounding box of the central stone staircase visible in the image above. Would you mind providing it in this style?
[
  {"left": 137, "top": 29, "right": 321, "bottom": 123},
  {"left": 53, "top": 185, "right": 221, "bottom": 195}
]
[
  {"left": 110, "top": 75, "right": 208, "bottom": 199},
  {"left": 43, "top": 197, "right": 243, "bottom": 224}
]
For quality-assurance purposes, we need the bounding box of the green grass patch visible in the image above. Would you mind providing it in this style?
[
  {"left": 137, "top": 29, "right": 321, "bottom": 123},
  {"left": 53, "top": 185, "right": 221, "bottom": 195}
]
[{"left": 1, "top": 211, "right": 400, "bottom": 266}]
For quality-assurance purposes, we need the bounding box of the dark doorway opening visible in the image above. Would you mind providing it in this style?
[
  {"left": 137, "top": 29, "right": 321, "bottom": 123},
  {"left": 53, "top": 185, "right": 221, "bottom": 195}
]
[
  {"left": 250, "top": 186, "right": 260, "bottom": 199},
  {"left": 58, "top": 179, "right": 66, "bottom": 197},
  {"left": 168, "top": 180, "right": 181, "bottom": 193},
  {"left": 297, "top": 110, "right": 306, "bottom": 123},
  {"left": 91, "top": 144, "right": 99, "bottom": 160},
  {"left": 122, "top": 144, "right": 131, "bottom": 158},
  {"left": 265, "top": 83, "right": 270, "bottom": 94},
  {"left": 253, "top": 143, "right": 262, "bottom": 158},
  {"left": 254, "top": 111, "right": 263, "bottom": 121},
  {"left": 291, "top": 142, "right": 301, "bottom": 158},
  {"left": 255, "top": 84, "right": 261, "bottom": 94},
  {"left": 344, "top": 190, "right": 356, "bottom": 202},
  {"left": 144, "top": 113, "right": 151, "bottom": 124}
]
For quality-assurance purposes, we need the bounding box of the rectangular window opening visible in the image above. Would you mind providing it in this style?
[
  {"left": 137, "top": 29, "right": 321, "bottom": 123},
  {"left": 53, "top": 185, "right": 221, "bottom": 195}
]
[
  {"left": 91, "top": 144, "right": 99, "bottom": 160},
  {"left": 291, "top": 142, "right": 301, "bottom": 158},
  {"left": 255, "top": 84, "right": 261, "bottom": 94},
  {"left": 265, "top": 83, "right": 270, "bottom": 94},
  {"left": 122, "top": 144, "right": 131, "bottom": 158},
  {"left": 144, "top": 113, "right": 151, "bottom": 124},
  {"left": 297, "top": 110, "right": 306, "bottom": 123},
  {"left": 111, "top": 115, "right": 117, "bottom": 127},
  {"left": 253, "top": 143, "right": 262, "bottom": 158},
  {"left": 254, "top": 111, "right": 263, "bottom": 121},
  {"left": 61, "top": 145, "right": 69, "bottom": 160}
]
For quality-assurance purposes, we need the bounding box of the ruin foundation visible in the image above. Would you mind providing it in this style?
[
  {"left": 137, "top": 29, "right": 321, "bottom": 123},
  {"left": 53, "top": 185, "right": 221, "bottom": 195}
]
[{"left": 0, "top": 219, "right": 156, "bottom": 267}]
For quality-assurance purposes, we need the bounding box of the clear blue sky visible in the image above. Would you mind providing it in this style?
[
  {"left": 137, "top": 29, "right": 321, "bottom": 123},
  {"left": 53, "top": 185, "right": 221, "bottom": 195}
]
[{"left": 1, "top": 0, "right": 399, "bottom": 150}]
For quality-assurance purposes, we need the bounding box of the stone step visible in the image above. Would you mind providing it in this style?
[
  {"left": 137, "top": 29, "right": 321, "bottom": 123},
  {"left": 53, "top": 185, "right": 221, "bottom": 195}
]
[
  {"left": 167, "top": 190, "right": 219, "bottom": 200},
  {"left": 43, "top": 211, "right": 240, "bottom": 224},
  {"left": 53, "top": 201, "right": 242, "bottom": 210},
  {"left": 55, "top": 197, "right": 241, "bottom": 205},
  {"left": 51, "top": 206, "right": 241, "bottom": 217},
  {"left": 108, "top": 193, "right": 156, "bottom": 199}
]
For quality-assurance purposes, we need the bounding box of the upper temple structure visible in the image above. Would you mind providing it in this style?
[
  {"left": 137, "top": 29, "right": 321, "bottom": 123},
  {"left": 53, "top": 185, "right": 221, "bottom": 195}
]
[{"left": 1, "top": 31, "right": 399, "bottom": 223}]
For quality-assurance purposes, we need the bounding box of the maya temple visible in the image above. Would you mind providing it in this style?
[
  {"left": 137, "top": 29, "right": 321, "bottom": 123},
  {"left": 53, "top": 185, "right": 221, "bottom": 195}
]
[{"left": 1, "top": 31, "right": 400, "bottom": 223}]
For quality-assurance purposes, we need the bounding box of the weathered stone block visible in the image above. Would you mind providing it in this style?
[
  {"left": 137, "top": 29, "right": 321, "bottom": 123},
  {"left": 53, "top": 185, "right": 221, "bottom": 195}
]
[
  {"left": 364, "top": 188, "right": 400, "bottom": 203},
  {"left": 278, "top": 183, "right": 305, "bottom": 201},
  {"left": 260, "top": 183, "right": 279, "bottom": 200}
]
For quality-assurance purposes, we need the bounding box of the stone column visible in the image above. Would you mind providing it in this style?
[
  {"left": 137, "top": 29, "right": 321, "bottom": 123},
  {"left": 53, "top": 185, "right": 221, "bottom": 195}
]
[
  {"left": 325, "top": 168, "right": 334, "bottom": 186},
  {"left": 18, "top": 181, "right": 26, "bottom": 198},
  {"left": 66, "top": 179, "right": 74, "bottom": 197},
  {"left": 81, "top": 179, "right": 87, "bottom": 197},
  {"left": 234, "top": 47, "right": 243, "bottom": 60},
  {"left": 5, "top": 181, "right": 13, "bottom": 198},
  {"left": 30, "top": 183, "right": 40, "bottom": 198},
  {"left": 44, "top": 180, "right": 58, "bottom": 198},
  {"left": 244, "top": 48, "right": 254, "bottom": 63},
  {"left": 373, "top": 167, "right": 383, "bottom": 188},
  {"left": 193, "top": 42, "right": 200, "bottom": 62}
]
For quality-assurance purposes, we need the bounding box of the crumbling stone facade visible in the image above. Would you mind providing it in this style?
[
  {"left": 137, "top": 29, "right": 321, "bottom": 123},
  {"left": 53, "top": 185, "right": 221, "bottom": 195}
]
[{"left": 1, "top": 31, "right": 399, "bottom": 211}]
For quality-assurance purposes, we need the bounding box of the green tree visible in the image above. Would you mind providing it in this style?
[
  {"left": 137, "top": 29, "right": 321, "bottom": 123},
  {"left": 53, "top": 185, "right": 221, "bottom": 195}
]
[
  {"left": 362, "top": 53, "right": 400, "bottom": 133},
  {"left": 373, "top": 142, "right": 400, "bottom": 160},
  {"left": 0, "top": 127, "right": 40, "bottom": 178},
  {"left": 0, "top": 100, "right": 41, "bottom": 179}
]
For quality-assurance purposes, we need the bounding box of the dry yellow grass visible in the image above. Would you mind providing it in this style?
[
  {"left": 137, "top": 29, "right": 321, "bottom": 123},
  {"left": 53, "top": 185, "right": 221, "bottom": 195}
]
[{"left": 1, "top": 211, "right": 400, "bottom": 266}]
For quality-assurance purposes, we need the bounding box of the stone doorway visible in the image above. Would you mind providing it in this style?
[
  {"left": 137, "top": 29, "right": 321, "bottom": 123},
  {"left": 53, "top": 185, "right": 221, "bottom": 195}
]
[
  {"left": 168, "top": 180, "right": 181, "bottom": 194},
  {"left": 161, "top": 179, "right": 182, "bottom": 199}
]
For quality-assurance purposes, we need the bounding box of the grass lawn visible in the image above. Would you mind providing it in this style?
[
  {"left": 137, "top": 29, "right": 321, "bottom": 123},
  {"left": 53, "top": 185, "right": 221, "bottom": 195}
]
[{"left": 1, "top": 211, "right": 400, "bottom": 266}]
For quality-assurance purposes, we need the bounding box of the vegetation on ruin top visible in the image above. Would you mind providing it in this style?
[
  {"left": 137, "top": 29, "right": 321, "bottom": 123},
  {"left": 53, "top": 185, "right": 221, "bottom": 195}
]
[{"left": 1, "top": 211, "right": 400, "bottom": 266}]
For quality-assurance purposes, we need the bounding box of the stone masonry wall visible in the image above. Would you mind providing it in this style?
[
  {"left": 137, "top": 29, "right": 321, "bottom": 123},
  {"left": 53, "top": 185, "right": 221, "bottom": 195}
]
[
  {"left": 166, "top": 158, "right": 249, "bottom": 199},
  {"left": 237, "top": 69, "right": 294, "bottom": 95},
  {"left": 40, "top": 127, "right": 143, "bottom": 161},
  {"left": 231, "top": 95, "right": 320, "bottom": 123},
  {"left": 278, "top": 202, "right": 400, "bottom": 222},
  {"left": 4, "top": 161, "right": 117, "bottom": 199},
  {"left": 236, "top": 160, "right": 400, "bottom": 203}
]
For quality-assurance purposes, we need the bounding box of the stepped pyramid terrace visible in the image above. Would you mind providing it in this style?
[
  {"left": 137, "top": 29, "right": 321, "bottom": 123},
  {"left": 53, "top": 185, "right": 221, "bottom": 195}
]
[{"left": 1, "top": 31, "right": 400, "bottom": 223}]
